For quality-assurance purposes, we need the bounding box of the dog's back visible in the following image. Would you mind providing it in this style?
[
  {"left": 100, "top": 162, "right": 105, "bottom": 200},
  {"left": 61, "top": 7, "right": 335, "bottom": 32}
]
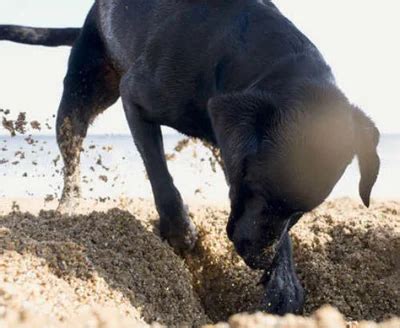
[{"left": 95, "top": 0, "right": 324, "bottom": 83}]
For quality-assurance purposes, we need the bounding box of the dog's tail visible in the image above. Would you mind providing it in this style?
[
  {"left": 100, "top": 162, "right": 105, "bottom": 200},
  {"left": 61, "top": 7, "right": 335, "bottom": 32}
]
[{"left": 0, "top": 25, "right": 80, "bottom": 47}]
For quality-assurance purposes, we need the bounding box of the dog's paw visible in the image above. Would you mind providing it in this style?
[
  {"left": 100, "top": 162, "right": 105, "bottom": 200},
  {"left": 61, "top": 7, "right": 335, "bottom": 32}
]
[
  {"left": 260, "top": 268, "right": 305, "bottom": 315},
  {"left": 159, "top": 214, "right": 198, "bottom": 254}
]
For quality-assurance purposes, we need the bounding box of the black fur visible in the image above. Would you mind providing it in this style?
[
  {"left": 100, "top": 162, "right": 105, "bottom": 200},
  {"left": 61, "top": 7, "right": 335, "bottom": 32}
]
[
  {"left": 0, "top": 25, "right": 80, "bottom": 47},
  {"left": 0, "top": 0, "right": 380, "bottom": 315}
]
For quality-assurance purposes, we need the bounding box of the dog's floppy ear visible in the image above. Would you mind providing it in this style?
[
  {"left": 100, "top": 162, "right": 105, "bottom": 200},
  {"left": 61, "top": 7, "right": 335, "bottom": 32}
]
[
  {"left": 208, "top": 92, "right": 271, "bottom": 185},
  {"left": 352, "top": 106, "right": 380, "bottom": 207}
]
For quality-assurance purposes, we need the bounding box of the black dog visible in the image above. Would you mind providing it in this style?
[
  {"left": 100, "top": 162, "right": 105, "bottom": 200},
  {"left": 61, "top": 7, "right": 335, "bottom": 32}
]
[{"left": 0, "top": 0, "right": 380, "bottom": 315}]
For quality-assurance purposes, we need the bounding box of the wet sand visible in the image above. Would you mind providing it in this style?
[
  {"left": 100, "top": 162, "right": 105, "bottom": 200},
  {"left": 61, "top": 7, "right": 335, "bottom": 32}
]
[{"left": 0, "top": 197, "right": 399, "bottom": 327}]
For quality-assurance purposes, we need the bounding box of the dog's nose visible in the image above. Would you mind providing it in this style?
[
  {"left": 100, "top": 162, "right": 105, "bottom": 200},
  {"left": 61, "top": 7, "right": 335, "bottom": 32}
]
[
  {"left": 231, "top": 216, "right": 290, "bottom": 270},
  {"left": 230, "top": 215, "right": 264, "bottom": 267},
  {"left": 233, "top": 235, "right": 280, "bottom": 270},
  {"left": 231, "top": 226, "right": 270, "bottom": 269},
  {"left": 233, "top": 236, "right": 261, "bottom": 269}
]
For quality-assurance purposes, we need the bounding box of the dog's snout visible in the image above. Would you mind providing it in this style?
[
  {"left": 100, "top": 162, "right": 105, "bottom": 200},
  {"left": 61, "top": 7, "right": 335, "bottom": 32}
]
[
  {"left": 230, "top": 211, "right": 292, "bottom": 269},
  {"left": 234, "top": 238, "right": 252, "bottom": 258},
  {"left": 232, "top": 236, "right": 261, "bottom": 269}
]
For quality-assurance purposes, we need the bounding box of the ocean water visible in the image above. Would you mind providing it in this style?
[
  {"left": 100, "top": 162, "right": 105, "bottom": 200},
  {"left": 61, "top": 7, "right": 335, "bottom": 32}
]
[{"left": 0, "top": 133, "right": 399, "bottom": 203}]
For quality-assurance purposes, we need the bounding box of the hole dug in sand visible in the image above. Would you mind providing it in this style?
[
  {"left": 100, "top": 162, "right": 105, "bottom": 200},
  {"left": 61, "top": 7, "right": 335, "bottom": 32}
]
[
  {"left": 186, "top": 200, "right": 400, "bottom": 323},
  {"left": 0, "top": 199, "right": 399, "bottom": 327}
]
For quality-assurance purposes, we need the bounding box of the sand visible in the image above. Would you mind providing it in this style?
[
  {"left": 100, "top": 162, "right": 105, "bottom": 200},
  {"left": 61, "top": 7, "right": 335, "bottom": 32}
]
[
  {"left": 0, "top": 198, "right": 399, "bottom": 327},
  {"left": 209, "top": 306, "right": 400, "bottom": 328}
]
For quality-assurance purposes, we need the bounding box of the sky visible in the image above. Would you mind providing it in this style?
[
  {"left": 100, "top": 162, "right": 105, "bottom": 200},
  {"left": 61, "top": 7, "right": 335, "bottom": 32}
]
[{"left": 0, "top": 0, "right": 399, "bottom": 135}]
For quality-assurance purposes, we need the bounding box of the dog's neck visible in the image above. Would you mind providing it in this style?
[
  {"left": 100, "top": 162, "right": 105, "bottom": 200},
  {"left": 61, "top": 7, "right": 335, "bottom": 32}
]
[{"left": 248, "top": 50, "right": 335, "bottom": 96}]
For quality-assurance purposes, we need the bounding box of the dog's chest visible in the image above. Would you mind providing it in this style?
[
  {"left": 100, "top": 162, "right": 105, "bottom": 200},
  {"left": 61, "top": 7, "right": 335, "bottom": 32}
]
[
  {"left": 145, "top": 76, "right": 216, "bottom": 142},
  {"left": 167, "top": 102, "right": 216, "bottom": 143}
]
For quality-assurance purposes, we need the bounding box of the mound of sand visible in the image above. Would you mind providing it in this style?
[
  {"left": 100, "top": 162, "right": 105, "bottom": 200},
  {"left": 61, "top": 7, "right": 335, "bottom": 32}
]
[
  {"left": 0, "top": 207, "right": 208, "bottom": 327},
  {"left": 0, "top": 198, "right": 399, "bottom": 327},
  {"left": 209, "top": 306, "right": 399, "bottom": 328},
  {"left": 293, "top": 200, "right": 400, "bottom": 321}
]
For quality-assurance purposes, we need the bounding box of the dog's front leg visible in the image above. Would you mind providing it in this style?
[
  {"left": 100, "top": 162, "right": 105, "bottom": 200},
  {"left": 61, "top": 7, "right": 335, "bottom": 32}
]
[
  {"left": 260, "top": 232, "right": 305, "bottom": 315},
  {"left": 120, "top": 80, "right": 197, "bottom": 253}
]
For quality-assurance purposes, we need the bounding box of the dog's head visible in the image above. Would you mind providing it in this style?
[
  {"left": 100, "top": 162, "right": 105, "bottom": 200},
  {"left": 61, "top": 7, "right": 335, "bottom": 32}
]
[{"left": 208, "top": 84, "right": 380, "bottom": 268}]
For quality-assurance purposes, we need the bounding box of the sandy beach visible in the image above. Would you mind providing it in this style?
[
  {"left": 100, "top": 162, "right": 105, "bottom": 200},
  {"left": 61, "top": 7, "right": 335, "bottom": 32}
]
[
  {"left": 1, "top": 0, "right": 400, "bottom": 325},
  {"left": 0, "top": 197, "right": 398, "bottom": 327}
]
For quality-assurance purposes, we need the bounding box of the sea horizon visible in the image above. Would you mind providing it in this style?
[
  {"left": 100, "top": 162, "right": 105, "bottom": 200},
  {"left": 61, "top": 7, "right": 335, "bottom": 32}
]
[{"left": 1, "top": 132, "right": 399, "bottom": 201}]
